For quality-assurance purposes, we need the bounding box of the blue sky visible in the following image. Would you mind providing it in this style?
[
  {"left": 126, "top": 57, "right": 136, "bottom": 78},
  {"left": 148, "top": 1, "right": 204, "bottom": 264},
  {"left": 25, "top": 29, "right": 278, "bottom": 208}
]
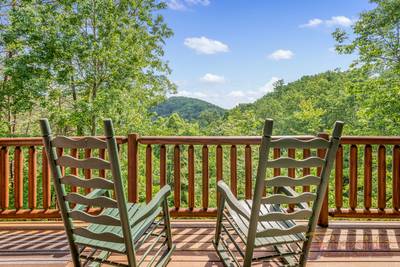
[{"left": 161, "top": 0, "right": 374, "bottom": 109}]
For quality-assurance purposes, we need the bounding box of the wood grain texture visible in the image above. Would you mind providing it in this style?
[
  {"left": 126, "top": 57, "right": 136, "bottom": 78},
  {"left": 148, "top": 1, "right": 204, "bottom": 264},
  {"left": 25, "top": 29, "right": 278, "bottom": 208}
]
[
  {"left": 64, "top": 193, "right": 117, "bottom": 208},
  {"left": 13, "top": 147, "right": 23, "bottom": 210},
  {"left": 174, "top": 145, "right": 181, "bottom": 210},
  {"left": 267, "top": 157, "right": 324, "bottom": 168},
  {"left": 188, "top": 145, "right": 195, "bottom": 210},
  {"left": 364, "top": 145, "right": 372, "bottom": 211},
  {"left": 393, "top": 145, "right": 400, "bottom": 211},
  {"left": 28, "top": 146, "right": 37, "bottom": 210},
  {"left": 42, "top": 149, "right": 51, "bottom": 209},
  {"left": 378, "top": 145, "right": 386, "bottom": 210},
  {"left": 52, "top": 136, "right": 107, "bottom": 149},
  {"left": 57, "top": 155, "right": 110, "bottom": 170},
  {"left": 270, "top": 137, "right": 330, "bottom": 149},
  {"left": 146, "top": 145, "right": 152, "bottom": 203},
  {"left": 245, "top": 145, "right": 252, "bottom": 199},
  {"left": 349, "top": 145, "right": 358, "bottom": 210},
  {"left": 61, "top": 175, "right": 114, "bottom": 189},
  {"left": 230, "top": 145, "right": 237, "bottom": 197},
  {"left": 202, "top": 145, "right": 209, "bottom": 210},
  {"left": 160, "top": 145, "right": 166, "bottom": 187},
  {"left": 127, "top": 133, "right": 139, "bottom": 203}
]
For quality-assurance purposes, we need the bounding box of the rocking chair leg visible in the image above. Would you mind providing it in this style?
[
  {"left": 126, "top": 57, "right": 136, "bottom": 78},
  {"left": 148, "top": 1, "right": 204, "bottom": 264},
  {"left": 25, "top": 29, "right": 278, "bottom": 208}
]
[
  {"left": 162, "top": 198, "right": 173, "bottom": 250},
  {"left": 215, "top": 195, "right": 225, "bottom": 245}
]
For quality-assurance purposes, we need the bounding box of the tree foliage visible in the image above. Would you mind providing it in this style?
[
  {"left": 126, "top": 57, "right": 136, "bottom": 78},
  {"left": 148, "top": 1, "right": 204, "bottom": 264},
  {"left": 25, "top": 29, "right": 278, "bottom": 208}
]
[{"left": 0, "top": 0, "right": 175, "bottom": 136}]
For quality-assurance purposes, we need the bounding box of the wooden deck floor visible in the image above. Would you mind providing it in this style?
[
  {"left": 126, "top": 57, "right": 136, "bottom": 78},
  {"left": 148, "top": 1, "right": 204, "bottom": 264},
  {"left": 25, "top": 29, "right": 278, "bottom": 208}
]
[{"left": 1, "top": 220, "right": 400, "bottom": 266}]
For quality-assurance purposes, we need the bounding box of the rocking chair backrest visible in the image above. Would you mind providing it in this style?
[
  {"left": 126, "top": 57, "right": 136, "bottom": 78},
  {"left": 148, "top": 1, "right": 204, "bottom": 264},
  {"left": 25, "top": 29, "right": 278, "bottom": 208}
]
[
  {"left": 40, "top": 119, "right": 135, "bottom": 257},
  {"left": 247, "top": 119, "right": 343, "bottom": 254}
]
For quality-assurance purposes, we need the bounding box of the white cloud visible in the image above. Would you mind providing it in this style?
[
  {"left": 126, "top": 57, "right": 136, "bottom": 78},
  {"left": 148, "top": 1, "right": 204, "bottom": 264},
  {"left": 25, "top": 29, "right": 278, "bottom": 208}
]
[
  {"left": 225, "top": 77, "right": 281, "bottom": 107},
  {"left": 258, "top": 77, "right": 280, "bottom": 93},
  {"left": 228, "top": 90, "right": 245, "bottom": 97},
  {"left": 326, "top": 16, "right": 353, "bottom": 27},
  {"left": 174, "top": 77, "right": 281, "bottom": 109},
  {"left": 184, "top": 36, "right": 229, "bottom": 55},
  {"left": 200, "top": 73, "right": 226, "bottom": 84},
  {"left": 328, "top": 47, "right": 336, "bottom": 53},
  {"left": 185, "top": 0, "right": 210, "bottom": 6},
  {"left": 300, "top": 16, "right": 354, "bottom": 28},
  {"left": 176, "top": 90, "right": 210, "bottom": 99},
  {"left": 300, "top": 18, "right": 323, "bottom": 28},
  {"left": 268, "top": 49, "right": 294, "bottom": 61},
  {"left": 167, "top": 0, "right": 210, "bottom": 11},
  {"left": 167, "top": 0, "right": 186, "bottom": 10}
]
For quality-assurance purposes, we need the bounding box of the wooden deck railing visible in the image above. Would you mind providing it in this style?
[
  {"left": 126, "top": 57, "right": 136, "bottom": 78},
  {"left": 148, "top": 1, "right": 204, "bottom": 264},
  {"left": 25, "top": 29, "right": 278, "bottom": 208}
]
[{"left": 0, "top": 135, "right": 399, "bottom": 225}]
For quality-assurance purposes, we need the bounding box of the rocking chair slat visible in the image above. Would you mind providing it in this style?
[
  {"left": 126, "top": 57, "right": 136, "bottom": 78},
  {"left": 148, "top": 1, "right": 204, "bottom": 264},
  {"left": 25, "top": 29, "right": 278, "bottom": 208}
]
[{"left": 52, "top": 136, "right": 107, "bottom": 149}]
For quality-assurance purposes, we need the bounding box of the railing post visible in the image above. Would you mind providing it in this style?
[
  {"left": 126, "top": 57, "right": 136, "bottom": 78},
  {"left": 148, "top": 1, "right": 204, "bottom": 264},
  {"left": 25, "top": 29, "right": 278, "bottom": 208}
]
[
  {"left": 317, "top": 132, "right": 329, "bottom": 227},
  {"left": 128, "top": 134, "right": 139, "bottom": 203}
]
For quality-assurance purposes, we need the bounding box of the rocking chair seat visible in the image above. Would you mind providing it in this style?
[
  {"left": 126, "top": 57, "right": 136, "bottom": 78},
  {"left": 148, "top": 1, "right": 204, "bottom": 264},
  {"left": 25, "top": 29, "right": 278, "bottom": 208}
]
[
  {"left": 226, "top": 200, "right": 306, "bottom": 248},
  {"left": 74, "top": 202, "right": 162, "bottom": 253}
]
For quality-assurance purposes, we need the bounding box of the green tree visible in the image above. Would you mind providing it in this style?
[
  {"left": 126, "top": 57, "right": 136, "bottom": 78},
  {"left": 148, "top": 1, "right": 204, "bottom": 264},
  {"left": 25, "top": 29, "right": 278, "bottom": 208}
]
[
  {"left": 333, "top": 0, "right": 400, "bottom": 135},
  {"left": 1, "top": 0, "right": 175, "bottom": 135},
  {"left": 333, "top": 0, "right": 400, "bottom": 73}
]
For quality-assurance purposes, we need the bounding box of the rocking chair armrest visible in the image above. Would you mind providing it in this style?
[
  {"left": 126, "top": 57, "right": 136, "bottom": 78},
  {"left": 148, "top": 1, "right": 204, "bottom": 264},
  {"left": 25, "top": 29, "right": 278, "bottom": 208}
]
[
  {"left": 217, "top": 181, "right": 250, "bottom": 219},
  {"left": 277, "top": 186, "right": 309, "bottom": 210},
  {"left": 132, "top": 185, "right": 171, "bottom": 225}
]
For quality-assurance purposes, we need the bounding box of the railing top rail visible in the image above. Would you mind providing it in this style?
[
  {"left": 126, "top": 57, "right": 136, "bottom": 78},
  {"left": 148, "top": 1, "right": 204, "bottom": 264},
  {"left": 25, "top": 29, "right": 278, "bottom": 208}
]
[
  {"left": 1, "top": 135, "right": 400, "bottom": 147},
  {"left": 340, "top": 136, "right": 400, "bottom": 145},
  {"left": 0, "top": 136, "right": 127, "bottom": 146},
  {"left": 137, "top": 135, "right": 400, "bottom": 145},
  {"left": 137, "top": 135, "right": 316, "bottom": 145}
]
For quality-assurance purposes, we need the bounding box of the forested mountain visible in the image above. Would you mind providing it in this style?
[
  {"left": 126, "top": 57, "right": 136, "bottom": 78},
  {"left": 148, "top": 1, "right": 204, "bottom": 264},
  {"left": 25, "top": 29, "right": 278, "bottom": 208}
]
[{"left": 153, "top": 96, "right": 226, "bottom": 122}]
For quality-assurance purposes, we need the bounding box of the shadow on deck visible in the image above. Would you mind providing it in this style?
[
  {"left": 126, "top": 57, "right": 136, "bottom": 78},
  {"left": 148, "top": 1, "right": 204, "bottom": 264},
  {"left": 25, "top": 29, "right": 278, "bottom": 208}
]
[{"left": 1, "top": 220, "right": 400, "bottom": 266}]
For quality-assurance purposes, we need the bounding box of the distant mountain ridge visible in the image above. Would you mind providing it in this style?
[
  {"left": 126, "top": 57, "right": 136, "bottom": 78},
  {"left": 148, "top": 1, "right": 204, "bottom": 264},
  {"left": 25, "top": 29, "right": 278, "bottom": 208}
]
[{"left": 153, "top": 96, "right": 226, "bottom": 121}]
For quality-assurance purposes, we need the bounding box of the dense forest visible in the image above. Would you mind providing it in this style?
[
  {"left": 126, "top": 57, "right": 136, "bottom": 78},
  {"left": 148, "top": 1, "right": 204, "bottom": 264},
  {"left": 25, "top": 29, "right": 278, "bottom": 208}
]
[
  {"left": 0, "top": 0, "right": 399, "bottom": 208},
  {"left": 153, "top": 96, "right": 226, "bottom": 124}
]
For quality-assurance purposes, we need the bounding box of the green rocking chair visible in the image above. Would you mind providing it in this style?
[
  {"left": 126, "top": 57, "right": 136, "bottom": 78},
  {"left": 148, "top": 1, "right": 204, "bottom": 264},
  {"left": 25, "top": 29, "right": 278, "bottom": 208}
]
[
  {"left": 214, "top": 119, "right": 343, "bottom": 266},
  {"left": 40, "top": 119, "right": 175, "bottom": 266}
]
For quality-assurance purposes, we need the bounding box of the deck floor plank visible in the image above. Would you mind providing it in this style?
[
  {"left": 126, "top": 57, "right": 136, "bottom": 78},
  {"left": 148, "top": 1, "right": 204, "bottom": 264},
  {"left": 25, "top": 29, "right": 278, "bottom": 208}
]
[{"left": 1, "top": 220, "right": 400, "bottom": 266}]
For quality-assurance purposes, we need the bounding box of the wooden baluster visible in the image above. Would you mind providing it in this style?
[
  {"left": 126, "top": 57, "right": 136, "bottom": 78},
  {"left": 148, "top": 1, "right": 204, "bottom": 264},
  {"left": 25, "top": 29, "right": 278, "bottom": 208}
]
[
  {"left": 28, "top": 146, "right": 37, "bottom": 210},
  {"left": 160, "top": 145, "right": 166, "bottom": 187},
  {"left": 216, "top": 145, "right": 223, "bottom": 207},
  {"left": 349, "top": 144, "right": 358, "bottom": 210},
  {"left": 42, "top": 149, "right": 51, "bottom": 209},
  {"left": 0, "top": 147, "right": 9, "bottom": 209},
  {"left": 84, "top": 148, "right": 92, "bottom": 194},
  {"left": 393, "top": 145, "right": 400, "bottom": 211},
  {"left": 364, "top": 145, "right": 372, "bottom": 211},
  {"left": 273, "top": 148, "right": 281, "bottom": 194},
  {"left": 335, "top": 145, "right": 343, "bottom": 212},
  {"left": 56, "top": 148, "right": 64, "bottom": 176},
  {"left": 302, "top": 149, "right": 311, "bottom": 192},
  {"left": 99, "top": 148, "right": 106, "bottom": 178},
  {"left": 174, "top": 145, "right": 180, "bottom": 210},
  {"left": 146, "top": 145, "right": 152, "bottom": 203},
  {"left": 70, "top": 149, "right": 78, "bottom": 193},
  {"left": 378, "top": 145, "right": 386, "bottom": 211},
  {"left": 202, "top": 145, "right": 209, "bottom": 210},
  {"left": 230, "top": 145, "right": 237, "bottom": 197},
  {"left": 14, "top": 147, "right": 23, "bottom": 210},
  {"left": 128, "top": 133, "right": 139, "bottom": 203},
  {"left": 288, "top": 148, "right": 295, "bottom": 211},
  {"left": 245, "top": 145, "right": 252, "bottom": 199},
  {"left": 188, "top": 145, "right": 195, "bottom": 210}
]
